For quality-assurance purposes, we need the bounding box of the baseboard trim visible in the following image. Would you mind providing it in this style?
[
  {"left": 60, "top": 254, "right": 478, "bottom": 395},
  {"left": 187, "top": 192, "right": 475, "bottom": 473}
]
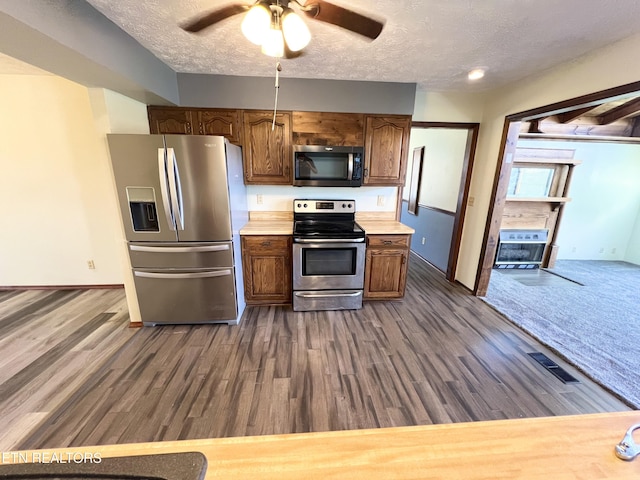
[{"left": 0, "top": 284, "right": 124, "bottom": 291}]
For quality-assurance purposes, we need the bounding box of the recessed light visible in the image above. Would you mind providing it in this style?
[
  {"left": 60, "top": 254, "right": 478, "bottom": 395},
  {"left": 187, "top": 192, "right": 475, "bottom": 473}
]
[{"left": 468, "top": 68, "right": 486, "bottom": 81}]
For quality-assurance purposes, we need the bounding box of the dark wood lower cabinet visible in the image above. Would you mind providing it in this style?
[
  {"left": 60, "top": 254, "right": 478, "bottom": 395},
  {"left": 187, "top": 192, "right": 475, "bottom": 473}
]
[
  {"left": 364, "top": 234, "right": 411, "bottom": 299},
  {"left": 241, "top": 235, "right": 292, "bottom": 305}
]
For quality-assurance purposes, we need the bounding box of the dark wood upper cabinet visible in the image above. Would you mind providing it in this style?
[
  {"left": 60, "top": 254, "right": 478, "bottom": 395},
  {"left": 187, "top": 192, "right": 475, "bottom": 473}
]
[
  {"left": 148, "top": 107, "right": 242, "bottom": 144},
  {"left": 292, "top": 112, "right": 364, "bottom": 146},
  {"left": 364, "top": 115, "right": 411, "bottom": 186},
  {"left": 147, "top": 107, "right": 412, "bottom": 187},
  {"left": 197, "top": 109, "right": 242, "bottom": 144},
  {"left": 242, "top": 111, "right": 292, "bottom": 185},
  {"left": 148, "top": 107, "right": 195, "bottom": 135}
]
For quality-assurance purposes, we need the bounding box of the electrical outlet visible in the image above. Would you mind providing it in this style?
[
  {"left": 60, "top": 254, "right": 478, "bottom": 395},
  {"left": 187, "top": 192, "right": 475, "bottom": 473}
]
[
  {"left": 256, "top": 194, "right": 263, "bottom": 205},
  {"left": 87, "top": 260, "right": 95, "bottom": 269},
  {"left": 611, "top": 248, "right": 617, "bottom": 254},
  {"left": 377, "top": 195, "right": 385, "bottom": 207},
  {"left": 599, "top": 248, "right": 605, "bottom": 254},
  {"left": 571, "top": 247, "right": 577, "bottom": 253},
  {"left": 468, "top": 196, "right": 475, "bottom": 206},
  {"left": 421, "top": 237, "right": 426, "bottom": 245}
]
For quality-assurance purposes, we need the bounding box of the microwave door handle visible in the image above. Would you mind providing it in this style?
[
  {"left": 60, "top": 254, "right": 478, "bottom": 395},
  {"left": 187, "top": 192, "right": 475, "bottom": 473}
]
[
  {"left": 157, "top": 148, "right": 176, "bottom": 231},
  {"left": 347, "top": 153, "right": 354, "bottom": 180},
  {"left": 167, "top": 148, "right": 184, "bottom": 231}
]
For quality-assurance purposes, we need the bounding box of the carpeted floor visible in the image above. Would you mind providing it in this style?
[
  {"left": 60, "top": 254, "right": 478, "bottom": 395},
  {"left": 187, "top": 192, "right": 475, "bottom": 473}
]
[{"left": 482, "top": 260, "right": 640, "bottom": 408}]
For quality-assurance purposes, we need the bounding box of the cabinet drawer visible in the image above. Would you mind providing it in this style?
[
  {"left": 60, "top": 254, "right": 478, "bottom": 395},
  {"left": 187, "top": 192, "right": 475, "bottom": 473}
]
[
  {"left": 242, "top": 235, "right": 291, "bottom": 253},
  {"left": 367, "top": 234, "right": 410, "bottom": 248}
]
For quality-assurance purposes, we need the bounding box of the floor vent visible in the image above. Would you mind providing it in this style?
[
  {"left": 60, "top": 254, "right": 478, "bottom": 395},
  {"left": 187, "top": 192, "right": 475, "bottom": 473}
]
[{"left": 528, "top": 352, "right": 580, "bottom": 384}]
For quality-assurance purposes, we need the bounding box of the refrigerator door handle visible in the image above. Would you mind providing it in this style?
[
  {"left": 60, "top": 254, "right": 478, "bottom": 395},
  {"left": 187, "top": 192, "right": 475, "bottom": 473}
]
[
  {"left": 157, "top": 148, "right": 176, "bottom": 231},
  {"left": 134, "top": 269, "right": 232, "bottom": 279},
  {"left": 167, "top": 148, "right": 184, "bottom": 231},
  {"left": 130, "top": 244, "right": 230, "bottom": 253}
]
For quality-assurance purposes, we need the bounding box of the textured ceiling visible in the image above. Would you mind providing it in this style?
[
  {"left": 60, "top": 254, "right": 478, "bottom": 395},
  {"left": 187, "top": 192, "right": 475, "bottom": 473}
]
[{"left": 25, "top": 1, "right": 640, "bottom": 90}]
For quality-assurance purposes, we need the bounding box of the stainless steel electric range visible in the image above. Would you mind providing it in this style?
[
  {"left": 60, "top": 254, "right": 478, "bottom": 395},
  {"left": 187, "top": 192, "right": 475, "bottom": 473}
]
[{"left": 292, "top": 199, "right": 366, "bottom": 312}]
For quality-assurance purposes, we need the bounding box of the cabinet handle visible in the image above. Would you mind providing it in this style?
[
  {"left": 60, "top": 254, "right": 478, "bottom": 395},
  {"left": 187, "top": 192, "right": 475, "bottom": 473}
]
[
  {"left": 402, "top": 256, "right": 407, "bottom": 264},
  {"left": 383, "top": 240, "right": 393, "bottom": 245},
  {"left": 261, "top": 241, "right": 272, "bottom": 247},
  {"left": 364, "top": 167, "right": 369, "bottom": 177},
  {"left": 186, "top": 122, "right": 192, "bottom": 134},
  {"left": 198, "top": 122, "right": 204, "bottom": 135}
]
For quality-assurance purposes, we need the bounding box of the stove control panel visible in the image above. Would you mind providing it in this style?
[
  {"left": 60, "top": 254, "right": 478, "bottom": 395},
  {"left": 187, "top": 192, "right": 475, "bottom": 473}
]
[{"left": 294, "top": 199, "right": 355, "bottom": 214}]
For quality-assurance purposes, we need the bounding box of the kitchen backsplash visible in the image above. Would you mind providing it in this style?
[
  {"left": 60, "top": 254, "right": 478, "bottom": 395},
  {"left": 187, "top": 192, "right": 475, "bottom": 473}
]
[{"left": 246, "top": 185, "right": 398, "bottom": 212}]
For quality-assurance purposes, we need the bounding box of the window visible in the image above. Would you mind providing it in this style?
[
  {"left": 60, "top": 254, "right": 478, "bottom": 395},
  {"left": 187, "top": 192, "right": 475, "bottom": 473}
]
[{"left": 507, "top": 166, "right": 555, "bottom": 197}]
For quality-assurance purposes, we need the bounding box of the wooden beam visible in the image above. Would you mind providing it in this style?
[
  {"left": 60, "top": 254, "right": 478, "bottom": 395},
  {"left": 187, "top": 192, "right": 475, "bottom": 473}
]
[
  {"left": 527, "top": 119, "right": 543, "bottom": 133},
  {"left": 631, "top": 116, "right": 640, "bottom": 137},
  {"left": 510, "top": 80, "right": 640, "bottom": 122},
  {"left": 597, "top": 97, "right": 640, "bottom": 125},
  {"left": 556, "top": 106, "right": 597, "bottom": 123}
]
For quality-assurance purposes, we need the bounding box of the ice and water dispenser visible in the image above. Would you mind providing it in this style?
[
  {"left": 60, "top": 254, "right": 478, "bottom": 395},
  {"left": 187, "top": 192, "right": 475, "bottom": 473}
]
[{"left": 126, "top": 187, "right": 159, "bottom": 232}]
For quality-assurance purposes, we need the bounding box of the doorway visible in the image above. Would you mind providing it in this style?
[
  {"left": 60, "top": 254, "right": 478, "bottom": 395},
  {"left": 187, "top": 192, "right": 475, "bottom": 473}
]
[
  {"left": 400, "top": 122, "right": 479, "bottom": 282},
  {"left": 475, "top": 80, "right": 640, "bottom": 295}
]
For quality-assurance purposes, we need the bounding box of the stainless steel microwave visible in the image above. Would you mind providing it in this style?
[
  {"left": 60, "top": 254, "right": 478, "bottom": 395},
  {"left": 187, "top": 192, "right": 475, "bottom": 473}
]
[{"left": 293, "top": 145, "right": 363, "bottom": 187}]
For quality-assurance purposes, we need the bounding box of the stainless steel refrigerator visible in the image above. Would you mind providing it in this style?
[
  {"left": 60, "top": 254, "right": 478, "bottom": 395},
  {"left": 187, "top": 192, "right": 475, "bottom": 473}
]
[{"left": 106, "top": 134, "right": 247, "bottom": 326}]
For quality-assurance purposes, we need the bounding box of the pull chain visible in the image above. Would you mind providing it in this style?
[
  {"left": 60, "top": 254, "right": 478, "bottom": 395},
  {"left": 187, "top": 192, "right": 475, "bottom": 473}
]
[{"left": 272, "top": 61, "right": 281, "bottom": 130}]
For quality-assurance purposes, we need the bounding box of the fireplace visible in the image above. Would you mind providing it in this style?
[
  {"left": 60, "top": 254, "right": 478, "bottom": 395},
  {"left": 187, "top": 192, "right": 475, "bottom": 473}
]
[{"left": 494, "top": 229, "right": 548, "bottom": 269}]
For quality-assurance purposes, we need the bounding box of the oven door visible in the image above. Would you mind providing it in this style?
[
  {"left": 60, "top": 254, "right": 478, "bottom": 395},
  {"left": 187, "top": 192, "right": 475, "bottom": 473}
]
[{"left": 293, "top": 240, "right": 365, "bottom": 290}]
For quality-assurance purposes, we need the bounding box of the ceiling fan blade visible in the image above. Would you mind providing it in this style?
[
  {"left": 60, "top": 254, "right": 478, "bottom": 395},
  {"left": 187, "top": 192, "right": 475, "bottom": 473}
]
[
  {"left": 181, "top": 4, "right": 249, "bottom": 33},
  {"left": 303, "top": 0, "right": 384, "bottom": 40}
]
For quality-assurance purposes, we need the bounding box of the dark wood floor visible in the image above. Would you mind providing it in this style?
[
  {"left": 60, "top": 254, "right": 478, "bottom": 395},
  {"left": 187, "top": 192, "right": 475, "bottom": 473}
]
[
  {"left": 0, "top": 288, "right": 136, "bottom": 450},
  {"left": 3, "top": 255, "right": 630, "bottom": 450}
]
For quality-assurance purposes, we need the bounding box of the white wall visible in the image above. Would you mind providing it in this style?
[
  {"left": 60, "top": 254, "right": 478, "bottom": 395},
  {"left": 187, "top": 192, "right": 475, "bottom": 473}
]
[
  {"left": 453, "top": 32, "right": 640, "bottom": 289},
  {"left": 626, "top": 207, "right": 640, "bottom": 264},
  {"left": 518, "top": 139, "right": 640, "bottom": 261},
  {"left": 413, "top": 91, "right": 486, "bottom": 123},
  {"left": 246, "top": 185, "right": 397, "bottom": 214},
  {"left": 404, "top": 128, "right": 468, "bottom": 212},
  {"left": 0, "top": 75, "right": 124, "bottom": 286}
]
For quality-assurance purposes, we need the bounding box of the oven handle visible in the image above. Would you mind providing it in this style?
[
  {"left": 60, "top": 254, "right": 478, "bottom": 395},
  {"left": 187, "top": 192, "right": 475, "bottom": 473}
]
[
  {"left": 294, "top": 238, "right": 365, "bottom": 243},
  {"left": 295, "top": 291, "right": 362, "bottom": 298}
]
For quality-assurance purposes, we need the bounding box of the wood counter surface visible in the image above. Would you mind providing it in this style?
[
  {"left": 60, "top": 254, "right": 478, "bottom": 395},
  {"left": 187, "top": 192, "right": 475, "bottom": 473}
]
[
  {"left": 7, "top": 412, "right": 640, "bottom": 479},
  {"left": 357, "top": 219, "right": 415, "bottom": 235},
  {"left": 238, "top": 220, "right": 293, "bottom": 235},
  {"left": 239, "top": 220, "right": 414, "bottom": 236}
]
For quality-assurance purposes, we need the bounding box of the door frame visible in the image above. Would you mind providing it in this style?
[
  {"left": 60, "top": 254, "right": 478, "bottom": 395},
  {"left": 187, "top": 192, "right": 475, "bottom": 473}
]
[
  {"left": 406, "top": 122, "right": 480, "bottom": 282},
  {"left": 474, "top": 80, "right": 640, "bottom": 295}
]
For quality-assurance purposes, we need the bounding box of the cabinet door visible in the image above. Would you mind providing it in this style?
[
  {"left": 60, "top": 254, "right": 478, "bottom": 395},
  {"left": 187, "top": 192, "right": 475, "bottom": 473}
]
[
  {"left": 364, "top": 115, "right": 411, "bottom": 185},
  {"left": 197, "top": 109, "right": 242, "bottom": 144},
  {"left": 148, "top": 107, "right": 195, "bottom": 134},
  {"left": 364, "top": 247, "right": 409, "bottom": 298},
  {"left": 241, "top": 236, "right": 292, "bottom": 304},
  {"left": 242, "top": 111, "right": 292, "bottom": 184}
]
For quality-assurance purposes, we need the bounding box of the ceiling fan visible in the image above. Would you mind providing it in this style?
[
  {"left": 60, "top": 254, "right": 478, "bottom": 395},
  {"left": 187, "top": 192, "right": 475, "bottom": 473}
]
[{"left": 181, "top": 0, "right": 385, "bottom": 58}]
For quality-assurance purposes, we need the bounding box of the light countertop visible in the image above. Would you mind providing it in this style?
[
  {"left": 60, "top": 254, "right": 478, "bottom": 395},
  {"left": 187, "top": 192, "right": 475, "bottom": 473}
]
[
  {"left": 357, "top": 220, "right": 415, "bottom": 235},
  {"left": 7, "top": 411, "right": 640, "bottom": 479},
  {"left": 238, "top": 220, "right": 293, "bottom": 235},
  {"left": 239, "top": 220, "right": 414, "bottom": 236}
]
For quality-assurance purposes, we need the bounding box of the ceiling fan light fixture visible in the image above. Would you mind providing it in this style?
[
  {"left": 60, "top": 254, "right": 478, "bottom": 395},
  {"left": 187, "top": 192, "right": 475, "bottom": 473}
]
[
  {"left": 241, "top": 2, "right": 271, "bottom": 45},
  {"left": 282, "top": 9, "right": 311, "bottom": 52},
  {"left": 261, "top": 24, "right": 285, "bottom": 58},
  {"left": 468, "top": 68, "right": 486, "bottom": 81}
]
